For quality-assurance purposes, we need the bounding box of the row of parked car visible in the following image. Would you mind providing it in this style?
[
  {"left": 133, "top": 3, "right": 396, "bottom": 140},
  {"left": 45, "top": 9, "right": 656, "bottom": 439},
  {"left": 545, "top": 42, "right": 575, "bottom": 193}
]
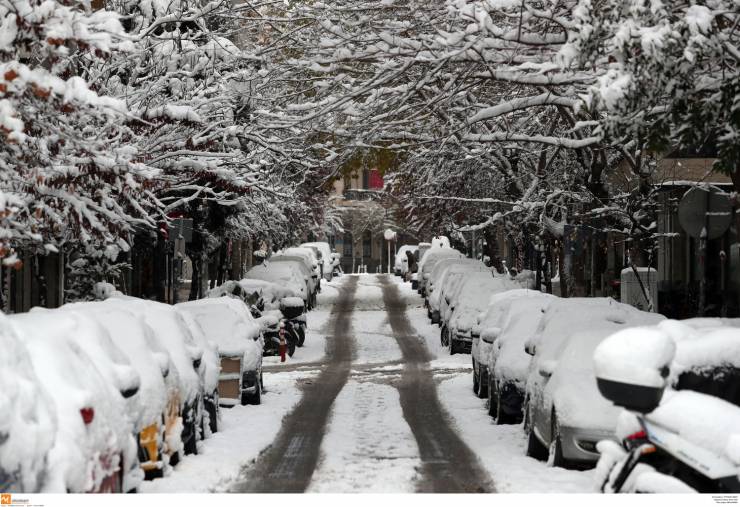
[
  {"left": 0, "top": 242, "right": 340, "bottom": 493},
  {"left": 398, "top": 238, "right": 740, "bottom": 493}
]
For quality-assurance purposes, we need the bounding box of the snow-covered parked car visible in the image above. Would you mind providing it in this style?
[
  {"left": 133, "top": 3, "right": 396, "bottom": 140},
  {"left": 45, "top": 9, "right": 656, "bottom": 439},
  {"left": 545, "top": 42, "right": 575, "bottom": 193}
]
[
  {"left": 523, "top": 298, "right": 664, "bottom": 468},
  {"left": 0, "top": 313, "right": 56, "bottom": 493},
  {"left": 471, "top": 290, "right": 555, "bottom": 407},
  {"left": 177, "top": 309, "right": 221, "bottom": 435},
  {"left": 441, "top": 274, "right": 520, "bottom": 355},
  {"left": 177, "top": 298, "right": 264, "bottom": 407},
  {"left": 300, "top": 242, "right": 335, "bottom": 281},
  {"left": 427, "top": 258, "right": 488, "bottom": 324},
  {"left": 412, "top": 243, "right": 431, "bottom": 290},
  {"left": 418, "top": 246, "right": 465, "bottom": 298},
  {"left": 277, "top": 247, "right": 321, "bottom": 294},
  {"left": 471, "top": 289, "right": 552, "bottom": 398},
  {"left": 594, "top": 320, "right": 740, "bottom": 493},
  {"left": 62, "top": 300, "right": 179, "bottom": 476},
  {"left": 394, "top": 244, "right": 417, "bottom": 277},
  {"left": 247, "top": 262, "right": 309, "bottom": 309},
  {"left": 106, "top": 297, "right": 205, "bottom": 458},
  {"left": 209, "top": 278, "right": 299, "bottom": 312},
  {"left": 9, "top": 311, "right": 141, "bottom": 493}
]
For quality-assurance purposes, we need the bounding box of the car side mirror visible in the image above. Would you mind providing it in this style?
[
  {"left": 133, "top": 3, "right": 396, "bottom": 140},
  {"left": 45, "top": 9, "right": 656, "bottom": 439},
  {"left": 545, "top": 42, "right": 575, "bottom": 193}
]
[
  {"left": 524, "top": 340, "right": 536, "bottom": 356},
  {"left": 538, "top": 359, "right": 556, "bottom": 378},
  {"left": 481, "top": 326, "right": 501, "bottom": 344}
]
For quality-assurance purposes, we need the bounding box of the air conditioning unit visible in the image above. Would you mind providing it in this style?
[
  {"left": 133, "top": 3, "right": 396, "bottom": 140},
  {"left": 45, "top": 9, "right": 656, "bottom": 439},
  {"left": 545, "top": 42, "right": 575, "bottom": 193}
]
[{"left": 620, "top": 267, "right": 658, "bottom": 312}]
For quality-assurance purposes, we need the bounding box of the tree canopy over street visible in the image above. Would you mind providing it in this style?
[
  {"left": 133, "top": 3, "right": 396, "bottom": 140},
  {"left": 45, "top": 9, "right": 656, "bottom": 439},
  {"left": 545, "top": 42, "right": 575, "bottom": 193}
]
[{"left": 1, "top": 0, "right": 738, "bottom": 298}]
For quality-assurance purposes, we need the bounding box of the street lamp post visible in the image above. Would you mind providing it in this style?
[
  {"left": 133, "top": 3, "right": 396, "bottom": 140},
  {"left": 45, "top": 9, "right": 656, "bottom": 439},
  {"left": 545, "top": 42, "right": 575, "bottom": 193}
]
[{"left": 384, "top": 228, "right": 397, "bottom": 274}]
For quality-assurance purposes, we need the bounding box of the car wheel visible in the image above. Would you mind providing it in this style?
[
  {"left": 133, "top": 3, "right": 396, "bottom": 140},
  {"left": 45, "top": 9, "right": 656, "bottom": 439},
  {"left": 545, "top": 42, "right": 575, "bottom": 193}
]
[
  {"left": 449, "top": 338, "right": 457, "bottom": 355},
  {"left": 476, "top": 368, "right": 488, "bottom": 399},
  {"left": 297, "top": 327, "right": 306, "bottom": 347},
  {"left": 472, "top": 364, "right": 479, "bottom": 394},
  {"left": 525, "top": 406, "right": 548, "bottom": 461},
  {"left": 207, "top": 395, "right": 218, "bottom": 434},
  {"left": 548, "top": 412, "right": 566, "bottom": 468},
  {"left": 241, "top": 384, "right": 262, "bottom": 405},
  {"left": 184, "top": 420, "right": 198, "bottom": 456},
  {"left": 487, "top": 377, "right": 497, "bottom": 418}
]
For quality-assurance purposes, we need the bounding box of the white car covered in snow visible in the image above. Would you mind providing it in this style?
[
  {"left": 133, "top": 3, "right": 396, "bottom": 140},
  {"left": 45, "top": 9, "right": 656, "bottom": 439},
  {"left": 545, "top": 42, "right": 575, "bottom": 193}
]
[
  {"left": 482, "top": 294, "right": 557, "bottom": 424},
  {"left": 277, "top": 247, "right": 321, "bottom": 294},
  {"left": 176, "top": 309, "right": 221, "bottom": 434},
  {"left": 441, "top": 274, "right": 520, "bottom": 355},
  {"left": 471, "top": 290, "right": 556, "bottom": 418},
  {"left": 106, "top": 297, "right": 206, "bottom": 458},
  {"left": 62, "top": 300, "right": 180, "bottom": 477},
  {"left": 9, "top": 311, "right": 141, "bottom": 493},
  {"left": 0, "top": 313, "right": 56, "bottom": 493},
  {"left": 209, "top": 278, "right": 300, "bottom": 312},
  {"left": 427, "top": 258, "right": 489, "bottom": 324},
  {"left": 394, "top": 244, "right": 417, "bottom": 277},
  {"left": 523, "top": 298, "right": 664, "bottom": 468},
  {"left": 177, "top": 298, "right": 264, "bottom": 407},
  {"left": 417, "top": 247, "right": 465, "bottom": 298},
  {"left": 246, "top": 262, "right": 309, "bottom": 309},
  {"left": 300, "top": 242, "right": 335, "bottom": 281}
]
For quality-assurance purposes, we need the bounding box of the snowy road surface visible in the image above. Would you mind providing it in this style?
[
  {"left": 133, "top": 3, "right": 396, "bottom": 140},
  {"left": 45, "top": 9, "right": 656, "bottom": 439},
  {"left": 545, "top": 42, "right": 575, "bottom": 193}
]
[{"left": 144, "top": 274, "right": 593, "bottom": 493}]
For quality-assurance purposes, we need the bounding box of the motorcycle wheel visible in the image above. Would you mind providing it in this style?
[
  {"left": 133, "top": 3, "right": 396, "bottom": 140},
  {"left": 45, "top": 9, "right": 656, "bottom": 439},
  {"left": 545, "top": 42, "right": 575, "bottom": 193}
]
[{"left": 297, "top": 326, "right": 306, "bottom": 347}]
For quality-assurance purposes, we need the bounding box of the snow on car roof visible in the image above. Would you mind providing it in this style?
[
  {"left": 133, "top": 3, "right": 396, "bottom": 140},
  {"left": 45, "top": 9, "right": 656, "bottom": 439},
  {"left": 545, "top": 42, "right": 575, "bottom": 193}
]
[
  {"left": 418, "top": 247, "right": 464, "bottom": 272},
  {"left": 246, "top": 263, "right": 306, "bottom": 294},
  {"left": 532, "top": 297, "right": 664, "bottom": 361},
  {"left": 454, "top": 275, "right": 519, "bottom": 310}
]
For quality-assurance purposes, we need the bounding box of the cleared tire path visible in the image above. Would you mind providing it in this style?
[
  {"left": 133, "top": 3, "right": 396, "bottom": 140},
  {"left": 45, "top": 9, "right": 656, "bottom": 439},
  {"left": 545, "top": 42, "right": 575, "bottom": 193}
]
[
  {"left": 379, "top": 275, "right": 495, "bottom": 493},
  {"left": 232, "top": 276, "right": 358, "bottom": 493}
]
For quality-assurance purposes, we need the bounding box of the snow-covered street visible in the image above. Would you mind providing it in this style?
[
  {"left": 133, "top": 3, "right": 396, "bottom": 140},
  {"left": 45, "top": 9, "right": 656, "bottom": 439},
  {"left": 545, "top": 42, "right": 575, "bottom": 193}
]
[{"left": 142, "top": 274, "right": 594, "bottom": 493}]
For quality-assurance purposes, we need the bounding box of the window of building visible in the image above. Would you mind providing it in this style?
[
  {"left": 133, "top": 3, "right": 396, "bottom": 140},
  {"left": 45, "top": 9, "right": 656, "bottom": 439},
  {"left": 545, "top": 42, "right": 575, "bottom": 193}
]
[
  {"left": 343, "top": 233, "right": 353, "bottom": 257},
  {"left": 363, "top": 231, "right": 372, "bottom": 258}
]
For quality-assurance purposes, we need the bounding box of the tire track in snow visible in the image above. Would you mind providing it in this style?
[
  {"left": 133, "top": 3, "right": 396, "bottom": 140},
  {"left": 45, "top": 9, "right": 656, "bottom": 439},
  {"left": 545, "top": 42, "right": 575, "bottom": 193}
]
[
  {"left": 231, "top": 276, "right": 358, "bottom": 493},
  {"left": 379, "top": 275, "right": 495, "bottom": 493}
]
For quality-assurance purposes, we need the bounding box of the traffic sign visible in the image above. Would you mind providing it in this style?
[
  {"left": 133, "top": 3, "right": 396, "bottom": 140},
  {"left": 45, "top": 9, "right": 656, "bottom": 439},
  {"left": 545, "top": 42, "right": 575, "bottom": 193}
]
[{"left": 678, "top": 186, "right": 732, "bottom": 240}]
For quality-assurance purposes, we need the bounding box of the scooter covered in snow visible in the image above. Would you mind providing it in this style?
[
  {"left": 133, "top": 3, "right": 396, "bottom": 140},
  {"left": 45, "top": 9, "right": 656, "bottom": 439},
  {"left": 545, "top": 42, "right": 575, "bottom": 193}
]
[
  {"left": 593, "top": 328, "right": 740, "bottom": 493},
  {"left": 251, "top": 302, "right": 297, "bottom": 358},
  {"left": 280, "top": 297, "right": 306, "bottom": 348}
]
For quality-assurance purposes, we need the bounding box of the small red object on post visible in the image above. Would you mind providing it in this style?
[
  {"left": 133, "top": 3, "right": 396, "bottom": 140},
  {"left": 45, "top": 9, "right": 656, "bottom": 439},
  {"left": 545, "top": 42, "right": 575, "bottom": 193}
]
[{"left": 279, "top": 324, "right": 287, "bottom": 363}]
